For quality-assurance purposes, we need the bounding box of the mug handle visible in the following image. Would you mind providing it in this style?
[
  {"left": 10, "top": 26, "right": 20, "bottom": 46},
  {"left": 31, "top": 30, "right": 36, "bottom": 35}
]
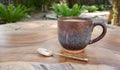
[{"left": 89, "top": 22, "right": 107, "bottom": 44}]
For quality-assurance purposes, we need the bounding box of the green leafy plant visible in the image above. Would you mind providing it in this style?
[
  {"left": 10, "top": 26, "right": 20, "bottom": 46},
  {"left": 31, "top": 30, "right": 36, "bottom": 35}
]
[
  {"left": 82, "top": 5, "right": 98, "bottom": 12},
  {"left": 0, "top": 3, "right": 30, "bottom": 23},
  {"left": 52, "top": 4, "right": 83, "bottom": 17},
  {"left": 13, "top": 0, "right": 59, "bottom": 11},
  {"left": 95, "top": 5, "right": 105, "bottom": 11}
]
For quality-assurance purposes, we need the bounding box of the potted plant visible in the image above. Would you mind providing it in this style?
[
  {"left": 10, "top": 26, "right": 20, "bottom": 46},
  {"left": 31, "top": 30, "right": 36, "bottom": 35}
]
[{"left": 52, "top": 4, "right": 107, "bottom": 52}]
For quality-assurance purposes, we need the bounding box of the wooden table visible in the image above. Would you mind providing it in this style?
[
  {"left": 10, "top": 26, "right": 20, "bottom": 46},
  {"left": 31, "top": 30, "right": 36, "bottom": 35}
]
[{"left": 0, "top": 20, "right": 120, "bottom": 69}]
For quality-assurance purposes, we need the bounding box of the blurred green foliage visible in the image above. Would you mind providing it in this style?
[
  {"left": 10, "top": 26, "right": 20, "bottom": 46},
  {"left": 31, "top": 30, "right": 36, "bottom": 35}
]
[
  {"left": 12, "top": 0, "right": 59, "bottom": 11},
  {"left": 52, "top": 4, "right": 83, "bottom": 17},
  {"left": 81, "top": 5, "right": 98, "bottom": 12},
  {"left": 66, "top": 0, "right": 111, "bottom": 10},
  {"left": 0, "top": 3, "right": 30, "bottom": 23}
]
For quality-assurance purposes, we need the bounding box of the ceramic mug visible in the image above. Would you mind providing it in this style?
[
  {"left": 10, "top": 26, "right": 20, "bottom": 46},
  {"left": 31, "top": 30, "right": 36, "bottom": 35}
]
[{"left": 58, "top": 17, "right": 107, "bottom": 52}]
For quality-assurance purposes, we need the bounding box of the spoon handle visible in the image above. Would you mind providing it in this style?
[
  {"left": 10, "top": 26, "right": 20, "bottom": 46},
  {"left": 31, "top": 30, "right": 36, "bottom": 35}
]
[{"left": 54, "top": 53, "right": 88, "bottom": 62}]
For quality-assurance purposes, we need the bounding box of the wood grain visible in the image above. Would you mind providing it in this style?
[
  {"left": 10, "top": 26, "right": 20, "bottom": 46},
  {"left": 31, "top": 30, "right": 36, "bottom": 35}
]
[{"left": 0, "top": 20, "right": 120, "bottom": 70}]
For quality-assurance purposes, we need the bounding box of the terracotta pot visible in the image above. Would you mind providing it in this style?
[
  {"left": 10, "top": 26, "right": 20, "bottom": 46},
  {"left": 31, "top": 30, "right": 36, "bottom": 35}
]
[{"left": 57, "top": 17, "right": 107, "bottom": 51}]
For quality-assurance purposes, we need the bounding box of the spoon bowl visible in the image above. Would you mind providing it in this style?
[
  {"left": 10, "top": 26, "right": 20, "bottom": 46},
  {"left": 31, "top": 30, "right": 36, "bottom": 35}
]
[{"left": 37, "top": 48, "right": 53, "bottom": 56}]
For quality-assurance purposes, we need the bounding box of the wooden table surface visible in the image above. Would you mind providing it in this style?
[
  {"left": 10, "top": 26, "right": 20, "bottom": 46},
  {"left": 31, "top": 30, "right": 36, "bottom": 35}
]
[{"left": 0, "top": 20, "right": 120, "bottom": 69}]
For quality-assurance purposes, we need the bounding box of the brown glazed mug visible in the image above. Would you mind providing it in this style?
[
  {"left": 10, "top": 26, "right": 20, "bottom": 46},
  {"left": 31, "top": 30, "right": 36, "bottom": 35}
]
[{"left": 57, "top": 17, "right": 107, "bottom": 52}]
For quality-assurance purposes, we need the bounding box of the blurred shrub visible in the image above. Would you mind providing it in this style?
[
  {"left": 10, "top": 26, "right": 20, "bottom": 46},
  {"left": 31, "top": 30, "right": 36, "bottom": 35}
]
[
  {"left": 82, "top": 5, "right": 98, "bottom": 12},
  {"left": 66, "top": 0, "right": 111, "bottom": 10},
  {"left": 0, "top": 3, "right": 30, "bottom": 23},
  {"left": 52, "top": 4, "right": 83, "bottom": 17},
  {"left": 95, "top": 5, "right": 105, "bottom": 11},
  {"left": 13, "top": 0, "right": 59, "bottom": 11}
]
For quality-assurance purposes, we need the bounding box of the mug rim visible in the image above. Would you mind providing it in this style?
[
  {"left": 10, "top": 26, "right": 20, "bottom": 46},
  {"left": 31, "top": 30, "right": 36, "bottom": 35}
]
[{"left": 58, "top": 17, "right": 93, "bottom": 23}]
